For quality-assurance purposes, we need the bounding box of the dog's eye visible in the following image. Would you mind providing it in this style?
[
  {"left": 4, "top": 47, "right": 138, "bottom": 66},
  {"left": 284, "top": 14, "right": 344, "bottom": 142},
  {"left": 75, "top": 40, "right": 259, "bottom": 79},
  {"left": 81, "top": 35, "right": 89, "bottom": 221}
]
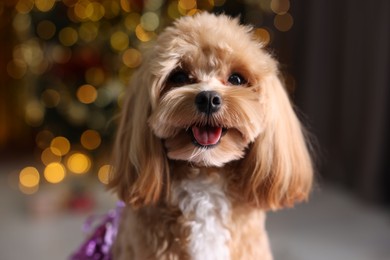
[
  {"left": 228, "top": 73, "right": 247, "bottom": 86},
  {"left": 167, "top": 70, "right": 192, "bottom": 86}
]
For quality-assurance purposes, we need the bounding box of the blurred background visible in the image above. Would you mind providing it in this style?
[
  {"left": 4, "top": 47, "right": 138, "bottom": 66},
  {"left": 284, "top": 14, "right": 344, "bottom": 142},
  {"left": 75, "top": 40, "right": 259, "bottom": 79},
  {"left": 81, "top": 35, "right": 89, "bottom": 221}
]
[{"left": 0, "top": 0, "right": 389, "bottom": 259}]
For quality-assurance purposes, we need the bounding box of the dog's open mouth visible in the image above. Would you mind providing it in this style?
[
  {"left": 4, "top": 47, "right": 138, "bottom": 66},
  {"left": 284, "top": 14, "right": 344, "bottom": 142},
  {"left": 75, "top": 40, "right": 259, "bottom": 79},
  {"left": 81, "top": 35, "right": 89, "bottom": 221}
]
[{"left": 190, "top": 125, "right": 227, "bottom": 147}]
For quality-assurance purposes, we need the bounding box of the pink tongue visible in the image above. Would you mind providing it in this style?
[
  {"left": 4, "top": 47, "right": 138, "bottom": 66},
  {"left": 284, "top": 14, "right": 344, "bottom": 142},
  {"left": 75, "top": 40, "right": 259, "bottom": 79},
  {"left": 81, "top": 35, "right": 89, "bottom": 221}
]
[{"left": 192, "top": 126, "right": 222, "bottom": 146}]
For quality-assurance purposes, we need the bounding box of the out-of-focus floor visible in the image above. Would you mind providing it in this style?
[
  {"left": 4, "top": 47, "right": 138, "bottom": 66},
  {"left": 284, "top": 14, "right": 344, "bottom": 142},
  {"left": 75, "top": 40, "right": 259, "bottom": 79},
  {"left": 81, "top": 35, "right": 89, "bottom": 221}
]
[{"left": 0, "top": 162, "right": 389, "bottom": 260}]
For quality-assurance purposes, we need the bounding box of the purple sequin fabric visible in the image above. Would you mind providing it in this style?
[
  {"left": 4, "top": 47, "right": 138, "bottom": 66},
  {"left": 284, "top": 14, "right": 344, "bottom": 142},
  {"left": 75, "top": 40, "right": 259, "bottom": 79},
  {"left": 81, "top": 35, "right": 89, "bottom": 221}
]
[{"left": 70, "top": 201, "right": 125, "bottom": 260}]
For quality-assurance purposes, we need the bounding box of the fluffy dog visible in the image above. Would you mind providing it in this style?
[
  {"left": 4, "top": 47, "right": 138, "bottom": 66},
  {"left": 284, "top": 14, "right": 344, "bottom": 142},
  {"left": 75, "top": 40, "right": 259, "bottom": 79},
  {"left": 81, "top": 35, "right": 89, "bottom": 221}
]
[{"left": 109, "top": 12, "right": 313, "bottom": 260}]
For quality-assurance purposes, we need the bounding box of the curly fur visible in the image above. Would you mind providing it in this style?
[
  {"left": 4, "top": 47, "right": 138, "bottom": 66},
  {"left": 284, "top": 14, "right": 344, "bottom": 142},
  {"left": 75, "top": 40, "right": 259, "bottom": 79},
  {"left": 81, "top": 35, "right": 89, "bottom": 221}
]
[{"left": 109, "top": 12, "right": 313, "bottom": 260}]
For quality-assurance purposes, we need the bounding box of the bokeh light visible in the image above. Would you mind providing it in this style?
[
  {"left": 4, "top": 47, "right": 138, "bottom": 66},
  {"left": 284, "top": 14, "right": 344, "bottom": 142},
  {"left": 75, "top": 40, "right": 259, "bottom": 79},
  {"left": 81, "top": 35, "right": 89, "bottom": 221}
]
[
  {"left": 13, "top": 13, "right": 31, "bottom": 32},
  {"left": 74, "top": 0, "right": 92, "bottom": 20},
  {"left": 15, "top": 0, "right": 34, "bottom": 14},
  {"left": 78, "top": 22, "right": 99, "bottom": 42},
  {"left": 122, "top": 48, "right": 142, "bottom": 68},
  {"left": 36, "top": 20, "right": 56, "bottom": 40},
  {"left": 274, "top": 13, "right": 294, "bottom": 32},
  {"left": 67, "top": 152, "right": 91, "bottom": 174},
  {"left": 66, "top": 102, "right": 89, "bottom": 125},
  {"left": 41, "top": 147, "right": 62, "bottom": 166},
  {"left": 50, "top": 136, "right": 71, "bottom": 156},
  {"left": 77, "top": 84, "right": 98, "bottom": 104},
  {"left": 179, "top": 0, "right": 197, "bottom": 11},
  {"left": 6, "top": 59, "right": 27, "bottom": 79},
  {"left": 35, "top": 0, "right": 56, "bottom": 13},
  {"left": 145, "top": 0, "right": 164, "bottom": 11},
  {"left": 80, "top": 130, "right": 101, "bottom": 150},
  {"left": 124, "top": 13, "right": 140, "bottom": 31},
  {"left": 168, "top": 1, "right": 181, "bottom": 20},
  {"left": 135, "top": 24, "right": 154, "bottom": 42},
  {"left": 110, "top": 31, "right": 129, "bottom": 52},
  {"left": 253, "top": 27, "right": 272, "bottom": 46},
  {"left": 19, "top": 167, "right": 40, "bottom": 188},
  {"left": 186, "top": 8, "right": 200, "bottom": 16},
  {"left": 140, "top": 12, "right": 160, "bottom": 31},
  {"left": 59, "top": 27, "right": 78, "bottom": 46},
  {"left": 44, "top": 162, "right": 66, "bottom": 183},
  {"left": 120, "top": 0, "right": 131, "bottom": 12},
  {"left": 270, "top": 0, "right": 290, "bottom": 15},
  {"left": 97, "top": 164, "right": 112, "bottom": 184},
  {"left": 50, "top": 45, "right": 72, "bottom": 64},
  {"left": 86, "top": 2, "right": 105, "bottom": 22},
  {"left": 41, "top": 89, "right": 61, "bottom": 108},
  {"left": 25, "top": 100, "right": 45, "bottom": 127}
]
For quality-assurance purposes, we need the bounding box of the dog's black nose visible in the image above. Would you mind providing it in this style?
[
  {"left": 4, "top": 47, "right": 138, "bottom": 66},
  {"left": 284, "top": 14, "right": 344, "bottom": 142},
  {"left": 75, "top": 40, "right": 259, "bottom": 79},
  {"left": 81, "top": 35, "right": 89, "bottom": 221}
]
[{"left": 195, "top": 91, "right": 222, "bottom": 114}]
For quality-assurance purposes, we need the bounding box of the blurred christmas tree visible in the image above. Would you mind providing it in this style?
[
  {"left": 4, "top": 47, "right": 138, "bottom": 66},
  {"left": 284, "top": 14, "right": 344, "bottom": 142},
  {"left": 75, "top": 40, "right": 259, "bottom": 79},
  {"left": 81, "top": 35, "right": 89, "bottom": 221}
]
[{"left": 1, "top": 0, "right": 295, "bottom": 195}]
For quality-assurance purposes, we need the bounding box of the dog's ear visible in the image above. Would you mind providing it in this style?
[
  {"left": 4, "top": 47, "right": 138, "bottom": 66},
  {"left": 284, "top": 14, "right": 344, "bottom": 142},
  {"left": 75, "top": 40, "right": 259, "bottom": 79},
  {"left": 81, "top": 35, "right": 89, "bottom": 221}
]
[
  {"left": 108, "top": 67, "right": 170, "bottom": 208},
  {"left": 238, "top": 74, "right": 313, "bottom": 210}
]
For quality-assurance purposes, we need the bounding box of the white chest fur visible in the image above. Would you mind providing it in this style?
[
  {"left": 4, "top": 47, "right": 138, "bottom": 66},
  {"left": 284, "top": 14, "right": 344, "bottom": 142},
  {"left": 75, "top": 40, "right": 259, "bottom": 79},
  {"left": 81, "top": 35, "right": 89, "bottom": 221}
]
[{"left": 171, "top": 174, "right": 231, "bottom": 260}]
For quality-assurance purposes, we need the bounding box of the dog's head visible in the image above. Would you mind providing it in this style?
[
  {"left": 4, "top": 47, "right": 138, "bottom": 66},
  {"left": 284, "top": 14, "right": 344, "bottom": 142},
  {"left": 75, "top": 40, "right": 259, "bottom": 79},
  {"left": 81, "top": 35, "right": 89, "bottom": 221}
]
[{"left": 109, "top": 13, "right": 313, "bottom": 209}]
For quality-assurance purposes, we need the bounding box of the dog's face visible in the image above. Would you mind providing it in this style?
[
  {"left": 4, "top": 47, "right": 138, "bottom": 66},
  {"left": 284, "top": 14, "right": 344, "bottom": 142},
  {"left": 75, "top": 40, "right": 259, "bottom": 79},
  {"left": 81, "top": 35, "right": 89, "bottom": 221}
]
[
  {"left": 148, "top": 14, "right": 275, "bottom": 167},
  {"left": 110, "top": 13, "right": 313, "bottom": 209}
]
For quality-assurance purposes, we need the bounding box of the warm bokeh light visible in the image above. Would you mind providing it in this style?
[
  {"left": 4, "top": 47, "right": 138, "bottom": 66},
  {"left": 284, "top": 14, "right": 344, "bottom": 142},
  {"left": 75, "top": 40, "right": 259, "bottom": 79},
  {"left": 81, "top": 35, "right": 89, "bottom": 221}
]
[
  {"left": 44, "top": 162, "right": 66, "bottom": 184},
  {"left": 36, "top": 20, "right": 56, "bottom": 40},
  {"left": 41, "top": 147, "right": 62, "bottom": 166},
  {"left": 50, "top": 45, "right": 72, "bottom": 64},
  {"left": 274, "top": 13, "right": 294, "bottom": 32},
  {"left": 253, "top": 27, "right": 272, "bottom": 46},
  {"left": 135, "top": 24, "right": 154, "bottom": 42},
  {"left": 78, "top": 22, "right": 99, "bottom": 42},
  {"left": 168, "top": 1, "right": 181, "bottom": 19},
  {"left": 186, "top": 9, "right": 200, "bottom": 16},
  {"left": 59, "top": 27, "right": 78, "bottom": 46},
  {"left": 15, "top": 0, "right": 34, "bottom": 14},
  {"left": 74, "top": 0, "right": 91, "bottom": 20},
  {"left": 14, "top": 40, "right": 44, "bottom": 68},
  {"left": 35, "top": 0, "right": 56, "bottom": 13},
  {"left": 80, "top": 129, "right": 101, "bottom": 150},
  {"left": 86, "top": 2, "right": 105, "bottom": 22},
  {"left": 41, "top": 89, "right": 61, "bottom": 108},
  {"left": 140, "top": 12, "right": 160, "bottom": 31},
  {"left": 120, "top": 0, "right": 131, "bottom": 12},
  {"left": 97, "top": 164, "right": 112, "bottom": 184},
  {"left": 270, "top": 0, "right": 290, "bottom": 15},
  {"left": 145, "top": 0, "right": 164, "bottom": 11},
  {"left": 110, "top": 31, "right": 129, "bottom": 52},
  {"left": 25, "top": 100, "right": 45, "bottom": 127},
  {"left": 12, "top": 13, "right": 31, "bottom": 34},
  {"left": 6, "top": 59, "right": 27, "bottom": 79},
  {"left": 124, "top": 13, "right": 140, "bottom": 31},
  {"left": 179, "top": 0, "right": 197, "bottom": 10},
  {"left": 76, "top": 84, "right": 98, "bottom": 104},
  {"left": 122, "top": 48, "right": 142, "bottom": 68},
  {"left": 67, "top": 152, "right": 91, "bottom": 174},
  {"left": 19, "top": 167, "right": 40, "bottom": 188},
  {"left": 50, "top": 136, "right": 71, "bottom": 156}
]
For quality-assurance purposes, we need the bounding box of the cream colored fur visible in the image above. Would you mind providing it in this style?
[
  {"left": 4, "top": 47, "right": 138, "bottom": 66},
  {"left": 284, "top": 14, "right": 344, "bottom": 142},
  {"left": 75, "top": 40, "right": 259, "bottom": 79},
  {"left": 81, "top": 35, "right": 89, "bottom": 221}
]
[{"left": 109, "top": 12, "right": 313, "bottom": 259}]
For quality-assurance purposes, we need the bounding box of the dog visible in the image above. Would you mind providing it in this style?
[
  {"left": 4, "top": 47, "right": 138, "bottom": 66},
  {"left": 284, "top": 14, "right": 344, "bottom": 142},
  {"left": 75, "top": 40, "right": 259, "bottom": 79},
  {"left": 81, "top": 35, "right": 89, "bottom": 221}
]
[{"left": 108, "top": 12, "right": 313, "bottom": 260}]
